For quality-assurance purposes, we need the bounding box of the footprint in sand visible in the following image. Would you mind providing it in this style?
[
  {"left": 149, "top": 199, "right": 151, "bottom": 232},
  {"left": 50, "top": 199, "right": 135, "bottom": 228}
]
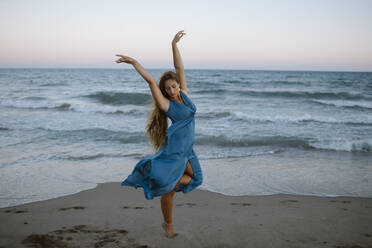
[
  {"left": 22, "top": 224, "right": 149, "bottom": 248},
  {"left": 280, "top": 199, "right": 299, "bottom": 203},
  {"left": 3, "top": 208, "right": 28, "bottom": 214},
  {"left": 330, "top": 200, "right": 353, "bottom": 211},
  {"left": 58, "top": 206, "right": 86, "bottom": 211},
  {"left": 122, "top": 206, "right": 146, "bottom": 209},
  {"left": 330, "top": 200, "right": 352, "bottom": 203},
  {"left": 176, "top": 203, "right": 196, "bottom": 207},
  {"left": 22, "top": 234, "right": 68, "bottom": 247},
  {"left": 231, "top": 203, "right": 252, "bottom": 206}
]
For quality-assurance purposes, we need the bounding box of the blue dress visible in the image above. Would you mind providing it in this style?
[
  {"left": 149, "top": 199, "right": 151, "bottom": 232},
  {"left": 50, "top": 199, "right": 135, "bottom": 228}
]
[{"left": 121, "top": 91, "right": 203, "bottom": 200}]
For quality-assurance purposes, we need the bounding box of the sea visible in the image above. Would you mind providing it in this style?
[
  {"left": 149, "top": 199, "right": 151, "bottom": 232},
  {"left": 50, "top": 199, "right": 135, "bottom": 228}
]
[{"left": 1, "top": 68, "right": 371, "bottom": 208}]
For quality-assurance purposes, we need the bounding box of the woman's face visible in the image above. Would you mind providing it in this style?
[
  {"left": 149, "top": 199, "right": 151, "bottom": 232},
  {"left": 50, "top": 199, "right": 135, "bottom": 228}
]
[{"left": 164, "top": 79, "right": 180, "bottom": 99}]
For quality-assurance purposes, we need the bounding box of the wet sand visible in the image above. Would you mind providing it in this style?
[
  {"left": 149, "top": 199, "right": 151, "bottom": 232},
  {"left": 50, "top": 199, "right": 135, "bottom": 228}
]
[{"left": 1, "top": 182, "right": 372, "bottom": 248}]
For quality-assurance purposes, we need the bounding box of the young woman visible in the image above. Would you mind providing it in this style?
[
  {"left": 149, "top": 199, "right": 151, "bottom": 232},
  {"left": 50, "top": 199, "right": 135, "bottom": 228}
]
[{"left": 115, "top": 30, "right": 203, "bottom": 238}]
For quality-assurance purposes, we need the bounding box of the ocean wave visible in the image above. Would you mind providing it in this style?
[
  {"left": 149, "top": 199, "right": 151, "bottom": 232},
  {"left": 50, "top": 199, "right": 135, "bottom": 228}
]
[
  {"left": 194, "top": 88, "right": 370, "bottom": 101},
  {"left": 39, "top": 82, "right": 69, "bottom": 87},
  {"left": 67, "top": 104, "right": 142, "bottom": 115},
  {"left": 0, "top": 98, "right": 69, "bottom": 110},
  {"left": 0, "top": 99, "right": 73, "bottom": 111},
  {"left": 23, "top": 96, "right": 47, "bottom": 100},
  {"left": 311, "top": 140, "right": 372, "bottom": 153},
  {"left": 265, "top": 80, "right": 306, "bottom": 85},
  {"left": 195, "top": 134, "right": 314, "bottom": 149},
  {"left": 197, "top": 111, "right": 231, "bottom": 119},
  {"left": 82, "top": 91, "right": 152, "bottom": 106},
  {"left": 195, "top": 134, "right": 372, "bottom": 153},
  {"left": 351, "top": 142, "right": 372, "bottom": 152},
  {"left": 50, "top": 152, "right": 139, "bottom": 161},
  {"left": 0, "top": 99, "right": 142, "bottom": 115},
  {"left": 38, "top": 128, "right": 148, "bottom": 144},
  {"left": 230, "top": 111, "right": 372, "bottom": 126},
  {"left": 223, "top": 80, "right": 251, "bottom": 85},
  {"left": 0, "top": 127, "right": 10, "bottom": 131},
  {"left": 299, "top": 119, "right": 372, "bottom": 126},
  {"left": 310, "top": 99, "right": 372, "bottom": 110},
  {"left": 98, "top": 109, "right": 140, "bottom": 115},
  {"left": 197, "top": 149, "right": 283, "bottom": 160},
  {"left": 56, "top": 103, "right": 71, "bottom": 110}
]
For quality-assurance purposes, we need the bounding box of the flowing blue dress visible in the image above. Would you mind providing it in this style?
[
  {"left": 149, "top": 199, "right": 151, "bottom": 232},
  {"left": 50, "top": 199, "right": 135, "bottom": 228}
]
[{"left": 121, "top": 91, "right": 203, "bottom": 200}]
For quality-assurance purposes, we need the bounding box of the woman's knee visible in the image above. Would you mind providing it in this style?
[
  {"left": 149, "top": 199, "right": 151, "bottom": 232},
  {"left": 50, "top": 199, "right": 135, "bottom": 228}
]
[
  {"left": 166, "top": 184, "right": 179, "bottom": 197},
  {"left": 185, "top": 161, "right": 194, "bottom": 177}
]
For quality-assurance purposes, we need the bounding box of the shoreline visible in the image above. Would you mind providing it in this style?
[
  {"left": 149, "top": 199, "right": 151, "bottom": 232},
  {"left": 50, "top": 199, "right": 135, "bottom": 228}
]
[
  {"left": 2, "top": 149, "right": 371, "bottom": 209},
  {"left": 0, "top": 151, "right": 372, "bottom": 208},
  {"left": 1, "top": 182, "right": 371, "bottom": 248}
]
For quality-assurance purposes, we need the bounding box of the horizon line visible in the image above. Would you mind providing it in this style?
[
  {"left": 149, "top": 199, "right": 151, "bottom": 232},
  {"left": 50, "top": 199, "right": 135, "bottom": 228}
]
[{"left": 0, "top": 67, "right": 371, "bottom": 73}]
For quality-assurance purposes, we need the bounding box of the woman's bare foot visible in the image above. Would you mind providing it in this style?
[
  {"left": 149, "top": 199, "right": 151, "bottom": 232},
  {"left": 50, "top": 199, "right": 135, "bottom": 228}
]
[{"left": 162, "top": 222, "right": 178, "bottom": 238}]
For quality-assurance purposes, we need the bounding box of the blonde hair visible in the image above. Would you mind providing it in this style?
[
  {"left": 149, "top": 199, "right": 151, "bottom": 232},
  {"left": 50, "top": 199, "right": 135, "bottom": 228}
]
[{"left": 146, "top": 70, "right": 179, "bottom": 151}]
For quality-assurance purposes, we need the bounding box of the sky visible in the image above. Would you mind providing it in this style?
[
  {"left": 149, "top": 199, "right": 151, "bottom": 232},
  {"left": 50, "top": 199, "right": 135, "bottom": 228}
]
[{"left": 0, "top": 0, "right": 371, "bottom": 71}]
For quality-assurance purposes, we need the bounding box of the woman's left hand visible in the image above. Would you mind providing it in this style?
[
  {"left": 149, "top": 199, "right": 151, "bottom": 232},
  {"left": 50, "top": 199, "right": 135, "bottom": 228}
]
[{"left": 172, "top": 30, "right": 186, "bottom": 45}]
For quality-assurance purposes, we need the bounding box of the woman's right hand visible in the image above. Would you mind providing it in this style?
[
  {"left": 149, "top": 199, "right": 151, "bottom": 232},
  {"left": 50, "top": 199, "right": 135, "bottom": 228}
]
[{"left": 115, "top": 54, "right": 137, "bottom": 65}]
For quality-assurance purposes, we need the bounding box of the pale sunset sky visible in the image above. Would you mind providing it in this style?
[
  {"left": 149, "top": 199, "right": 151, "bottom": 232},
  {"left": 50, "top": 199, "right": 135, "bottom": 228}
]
[{"left": 0, "top": 0, "right": 371, "bottom": 71}]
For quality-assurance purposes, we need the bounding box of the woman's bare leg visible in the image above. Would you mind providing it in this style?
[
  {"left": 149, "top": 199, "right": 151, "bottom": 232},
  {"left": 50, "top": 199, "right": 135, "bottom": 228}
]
[
  {"left": 161, "top": 182, "right": 178, "bottom": 238},
  {"left": 185, "top": 160, "right": 194, "bottom": 177},
  {"left": 178, "top": 174, "right": 192, "bottom": 185},
  {"left": 160, "top": 172, "right": 192, "bottom": 238}
]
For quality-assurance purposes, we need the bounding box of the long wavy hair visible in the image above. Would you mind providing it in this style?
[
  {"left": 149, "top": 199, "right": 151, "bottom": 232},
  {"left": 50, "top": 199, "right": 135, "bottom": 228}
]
[{"left": 146, "top": 70, "right": 180, "bottom": 151}]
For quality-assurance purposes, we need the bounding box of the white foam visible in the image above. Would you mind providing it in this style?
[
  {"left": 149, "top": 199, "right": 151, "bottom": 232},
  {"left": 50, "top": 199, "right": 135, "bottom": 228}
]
[
  {"left": 313, "top": 99, "right": 372, "bottom": 109},
  {"left": 0, "top": 158, "right": 137, "bottom": 208},
  {"left": 198, "top": 154, "right": 372, "bottom": 198},
  {"left": 311, "top": 139, "right": 372, "bottom": 152},
  {"left": 0, "top": 98, "right": 142, "bottom": 115},
  {"left": 230, "top": 110, "right": 372, "bottom": 125}
]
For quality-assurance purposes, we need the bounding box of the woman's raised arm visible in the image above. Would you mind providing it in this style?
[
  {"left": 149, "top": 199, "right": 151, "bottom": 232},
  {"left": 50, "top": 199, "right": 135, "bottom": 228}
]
[
  {"left": 115, "top": 54, "right": 156, "bottom": 84},
  {"left": 172, "top": 30, "right": 187, "bottom": 93},
  {"left": 115, "top": 54, "right": 169, "bottom": 112}
]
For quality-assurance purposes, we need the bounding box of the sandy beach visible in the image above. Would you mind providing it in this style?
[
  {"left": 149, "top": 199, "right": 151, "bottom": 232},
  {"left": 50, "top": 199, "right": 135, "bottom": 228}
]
[{"left": 1, "top": 182, "right": 371, "bottom": 248}]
